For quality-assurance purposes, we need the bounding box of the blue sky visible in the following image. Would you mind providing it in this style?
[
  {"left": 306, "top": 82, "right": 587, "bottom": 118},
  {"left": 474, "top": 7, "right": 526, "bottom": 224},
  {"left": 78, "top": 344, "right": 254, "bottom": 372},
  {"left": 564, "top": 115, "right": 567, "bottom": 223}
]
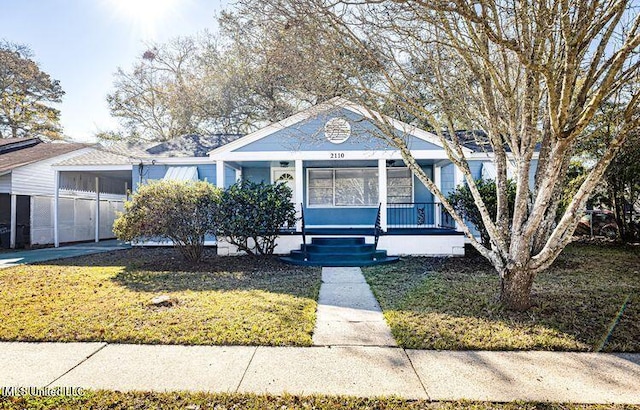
[{"left": 0, "top": 0, "right": 230, "bottom": 142}]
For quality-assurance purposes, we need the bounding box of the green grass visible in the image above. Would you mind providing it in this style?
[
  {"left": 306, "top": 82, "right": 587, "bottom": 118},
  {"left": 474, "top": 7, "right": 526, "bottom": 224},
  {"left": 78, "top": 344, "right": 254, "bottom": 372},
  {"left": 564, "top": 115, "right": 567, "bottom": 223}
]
[
  {"left": 1, "top": 391, "right": 637, "bottom": 410},
  {"left": 363, "top": 243, "right": 640, "bottom": 351},
  {"left": 0, "top": 248, "right": 321, "bottom": 346}
]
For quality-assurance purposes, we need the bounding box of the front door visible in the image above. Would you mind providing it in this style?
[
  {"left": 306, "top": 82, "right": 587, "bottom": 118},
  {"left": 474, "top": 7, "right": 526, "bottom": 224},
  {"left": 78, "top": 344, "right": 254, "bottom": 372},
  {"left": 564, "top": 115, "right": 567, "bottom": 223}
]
[{"left": 272, "top": 168, "right": 296, "bottom": 197}]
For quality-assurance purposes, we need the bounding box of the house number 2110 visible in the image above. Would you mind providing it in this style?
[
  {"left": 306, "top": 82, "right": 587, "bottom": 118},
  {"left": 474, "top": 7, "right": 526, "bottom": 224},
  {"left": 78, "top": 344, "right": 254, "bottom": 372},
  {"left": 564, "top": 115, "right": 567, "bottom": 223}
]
[{"left": 330, "top": 152, "right": 345, "bottom": 159}]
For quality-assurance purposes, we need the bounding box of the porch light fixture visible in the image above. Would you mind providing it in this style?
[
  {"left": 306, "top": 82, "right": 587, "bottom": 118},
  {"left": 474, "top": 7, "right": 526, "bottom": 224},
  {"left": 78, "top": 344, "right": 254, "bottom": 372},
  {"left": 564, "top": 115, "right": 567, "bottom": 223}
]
[
  {"left": 386, "top": 159, "right": 396, "bottom": 167},
  {"left": 280, "top": 161, "right": 290, "bottom": 167}
]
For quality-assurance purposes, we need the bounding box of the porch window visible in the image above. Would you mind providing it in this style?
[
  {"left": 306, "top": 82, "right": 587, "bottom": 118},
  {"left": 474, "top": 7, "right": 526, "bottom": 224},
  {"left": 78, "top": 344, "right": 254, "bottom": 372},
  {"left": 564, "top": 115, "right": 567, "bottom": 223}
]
[
  {"left": 387, "top": 168, "right": 413, "bottom": 204},
  {"left": 308, "top": 168, "right": 379, "bottom": 207}
]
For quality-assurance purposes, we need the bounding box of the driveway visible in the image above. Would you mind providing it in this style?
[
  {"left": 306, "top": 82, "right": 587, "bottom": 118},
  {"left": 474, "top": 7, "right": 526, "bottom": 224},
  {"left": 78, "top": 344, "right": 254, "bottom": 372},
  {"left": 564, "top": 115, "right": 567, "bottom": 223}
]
[{"left": 0, "top": 240, "right": 130, "bottom": 269}]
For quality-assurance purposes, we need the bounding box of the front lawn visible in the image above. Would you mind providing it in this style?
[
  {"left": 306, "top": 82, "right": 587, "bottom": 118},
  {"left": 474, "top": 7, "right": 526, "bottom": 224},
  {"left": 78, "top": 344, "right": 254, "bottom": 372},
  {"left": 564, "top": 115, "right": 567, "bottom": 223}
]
[
  {"left": 0, "top": 248, "right": 321, "bottom": 346},
  {"left": 1, "top": 391, "right": 636, "bottom": 410},
  {"left": 363, "top": 243, "right": 639, "bottom": 351}
]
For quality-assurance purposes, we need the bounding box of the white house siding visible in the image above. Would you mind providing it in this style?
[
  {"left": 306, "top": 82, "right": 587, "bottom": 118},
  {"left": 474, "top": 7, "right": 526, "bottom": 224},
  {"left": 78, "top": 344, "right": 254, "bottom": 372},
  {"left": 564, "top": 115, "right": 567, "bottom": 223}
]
[
  {"left": 0, "top": 174, "right": 11, "bottom": 193},
  {"left": 10, "top": 148, "right": 93, "bottom": 196}
]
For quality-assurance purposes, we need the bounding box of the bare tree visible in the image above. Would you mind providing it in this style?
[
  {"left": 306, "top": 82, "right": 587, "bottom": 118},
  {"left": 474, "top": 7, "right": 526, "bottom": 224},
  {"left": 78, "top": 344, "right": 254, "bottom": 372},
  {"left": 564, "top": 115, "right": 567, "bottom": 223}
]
[
  {"left": 242, "top": 0, "right": 640, "bottom": 310},
  {"left": 107, "top": 36, "right": 205, "bottom": 142},
  {"left": 105, "top": 10, "right": 381, "bottom": 142}
]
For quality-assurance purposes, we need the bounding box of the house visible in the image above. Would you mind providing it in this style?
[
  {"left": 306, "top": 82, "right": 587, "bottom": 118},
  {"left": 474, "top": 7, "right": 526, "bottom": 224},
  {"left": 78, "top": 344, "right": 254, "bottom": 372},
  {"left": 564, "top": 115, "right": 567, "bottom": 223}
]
[
  {"left": 0, "top": 137, "right": 128, "bottom": 248},
  {"left": 46, "top": 98, "right": 530, "bottom": 262},
  {"left": 207, "top": 97, "right": 517, "bottom": 259}
]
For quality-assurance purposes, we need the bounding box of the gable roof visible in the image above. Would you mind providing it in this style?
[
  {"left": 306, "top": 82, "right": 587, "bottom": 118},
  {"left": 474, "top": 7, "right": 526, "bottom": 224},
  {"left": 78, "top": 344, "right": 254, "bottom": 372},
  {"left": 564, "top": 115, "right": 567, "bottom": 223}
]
[
  {"left": 208, "top": 97, "right": 473, "bottom": 157},
  {"left": 0, "top": 138, "right": 90, "bottom": 174}
]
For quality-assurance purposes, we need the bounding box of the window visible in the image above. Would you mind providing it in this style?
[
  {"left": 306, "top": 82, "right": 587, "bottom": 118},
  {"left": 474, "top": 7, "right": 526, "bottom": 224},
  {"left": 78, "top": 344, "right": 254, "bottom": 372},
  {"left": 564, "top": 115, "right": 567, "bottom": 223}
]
[
  {"left": 308, "top": 169, "right": 333, "bottom": 206},
  {"left": 387, "top": 168, "right": 413, "bottom": 204},
  {"left": 308, "top": 168, "right": 379, "bottom": 207}
]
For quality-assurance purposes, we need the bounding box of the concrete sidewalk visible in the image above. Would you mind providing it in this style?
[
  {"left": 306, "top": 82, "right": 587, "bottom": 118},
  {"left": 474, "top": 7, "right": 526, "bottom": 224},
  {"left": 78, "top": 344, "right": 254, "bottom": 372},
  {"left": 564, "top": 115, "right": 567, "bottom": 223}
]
[
  {"left": 0, "top": 240, "right": 130, "bottom": 269},
  {"left": 313, "top": 267, "right": 396, "bottom": 346},
  {"left": 1, "top": 341, "right": 639, "bottom": 403}
]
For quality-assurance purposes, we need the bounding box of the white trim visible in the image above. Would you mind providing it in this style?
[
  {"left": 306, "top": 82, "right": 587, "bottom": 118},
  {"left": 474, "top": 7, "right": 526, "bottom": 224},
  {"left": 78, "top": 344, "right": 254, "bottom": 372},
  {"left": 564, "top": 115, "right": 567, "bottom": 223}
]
[
  {"left": 213, "top": 150, "right": 538, "bottom": 162},
  {"left": 434, "top": 165, "right": 442, "bottom": 227},
  {"left": 294, "top": 159, "right": 304, "bottom": 231},
  {"left": 95, "top": 177, "right": 100, "bottom": 242},
  {"left": 10, "top": 194, "right": 16, "bottom": 248},
  {"left": 54, "top": 170, "right": 59, "bottom": 248},
  {"left": 378, "top": 159, "right": 387, "bottom": 231},
  {"left": 53, "top": 164, "right": 132, "bottom": 171},
  {"left": 216, "top": 160, "right": 224, "bottom": 189},
  {"left": 212, "top": 150, "right": 453, "bottom": 162}
]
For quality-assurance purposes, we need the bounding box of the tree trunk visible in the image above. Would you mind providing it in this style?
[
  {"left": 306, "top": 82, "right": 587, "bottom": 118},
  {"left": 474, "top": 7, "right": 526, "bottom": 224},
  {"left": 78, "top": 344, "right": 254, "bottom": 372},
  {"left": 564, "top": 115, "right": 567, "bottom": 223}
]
[{"left": 500, "top": 268, "right": 536, "bottom": 311}]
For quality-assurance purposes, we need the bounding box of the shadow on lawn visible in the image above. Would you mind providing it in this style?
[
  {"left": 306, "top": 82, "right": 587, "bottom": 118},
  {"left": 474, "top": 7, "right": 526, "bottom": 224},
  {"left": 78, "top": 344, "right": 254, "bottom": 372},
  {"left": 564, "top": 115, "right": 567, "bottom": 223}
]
[
  {"left": 40, "top": 247, "right": 321, "bottom": 295},
  {"left": 365, "top": 243, "right": 640, "bottom": 352}
]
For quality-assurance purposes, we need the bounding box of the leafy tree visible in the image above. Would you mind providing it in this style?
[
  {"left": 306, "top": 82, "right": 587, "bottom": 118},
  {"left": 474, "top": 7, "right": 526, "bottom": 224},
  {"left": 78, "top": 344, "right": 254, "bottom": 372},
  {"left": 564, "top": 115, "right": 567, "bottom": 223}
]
[
  {"left": 216, "top": 181, "right": 297, "bottom": 255},
  {"left": 448, "top": 179, "right": 517, "bottom": 248},
  {"left": 604, "top": 132, "right": 640, "bottom": 240},
  {"left": 0, "top": 41, "right": 64, "bottom": 139},
  {"left": 245, "top": 0, "right": 640, "bottom": 310},
  {"left": 113, "top": 180, "right": 221, "bottom": 263},
  {"left": 573, "top": 99, "right": 640, "bottom": 240}
]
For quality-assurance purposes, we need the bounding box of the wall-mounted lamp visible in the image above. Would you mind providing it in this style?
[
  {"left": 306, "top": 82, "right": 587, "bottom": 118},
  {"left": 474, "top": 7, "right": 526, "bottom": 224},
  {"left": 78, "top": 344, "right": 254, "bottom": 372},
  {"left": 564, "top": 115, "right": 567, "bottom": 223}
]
[
  {"left": 386, "top": 159, "right": 396, "bottom": 167},
  {"left": 280, "top": 161, "right": 290, "bottom": 167}
]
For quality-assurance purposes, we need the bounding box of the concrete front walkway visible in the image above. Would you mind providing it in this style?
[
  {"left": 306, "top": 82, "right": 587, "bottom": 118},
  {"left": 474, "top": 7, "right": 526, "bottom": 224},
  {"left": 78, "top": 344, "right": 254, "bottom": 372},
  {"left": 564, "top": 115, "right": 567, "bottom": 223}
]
[
  {"left": 0, "top": 240, "right": 130, "bottom": 269},
  {"left": 1, "top": 342, "right": 639, "bottom": 403},
  {"left": 313, "top": 267, "right": 396, "bottom": 346}
]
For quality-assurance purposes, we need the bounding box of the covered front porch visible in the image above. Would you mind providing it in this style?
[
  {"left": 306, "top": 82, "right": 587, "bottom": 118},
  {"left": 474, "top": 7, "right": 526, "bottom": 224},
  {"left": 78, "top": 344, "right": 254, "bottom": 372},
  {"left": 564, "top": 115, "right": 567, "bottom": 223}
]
[{"left": 211, "top": 157, "right": 465, "bottom": 258}]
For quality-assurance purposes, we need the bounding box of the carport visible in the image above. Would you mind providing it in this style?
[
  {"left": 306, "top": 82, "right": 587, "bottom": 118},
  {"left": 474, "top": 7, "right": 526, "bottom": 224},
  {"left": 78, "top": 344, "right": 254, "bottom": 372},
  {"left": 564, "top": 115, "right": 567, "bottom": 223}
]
[{"left": 52, "top": 151, "right": 133, "bottom": 247}]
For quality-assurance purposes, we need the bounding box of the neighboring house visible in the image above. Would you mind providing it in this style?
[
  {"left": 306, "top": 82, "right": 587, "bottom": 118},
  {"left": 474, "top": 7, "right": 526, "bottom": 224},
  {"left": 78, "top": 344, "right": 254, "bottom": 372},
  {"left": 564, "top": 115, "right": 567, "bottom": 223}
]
[
  {"left": 51, "top": 134, "right": 241, "bottom": 247},
  {"left": 0, "top": 137, "right": 128, "bottom": 248}
]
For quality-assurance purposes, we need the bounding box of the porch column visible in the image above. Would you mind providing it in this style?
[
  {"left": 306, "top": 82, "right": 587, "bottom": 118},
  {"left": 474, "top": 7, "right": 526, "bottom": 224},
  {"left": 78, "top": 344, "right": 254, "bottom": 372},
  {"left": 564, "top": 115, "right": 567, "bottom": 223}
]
[
  {"left": 54, "top": 170, "right": 59, "bottom": 247},
  {"left": 453, "top": 165, "right": 465, "bottom": 230},
  {"left": 95, "top": 177, "right": 100, "bottom": 242},
  {"left": 9, "top": 194, "right": 16, "bottom": 248},
  {"left": 378, "top": 159, "right": 388, "bottom": 231},
  {"left": 235, "top": 168, "right": 242, "bottom": 183},
  {"left": 216, "top": 160, "right": 225, "bottom": 189},
  {"left": 295, "top": 159, "right": 304, "bottom": 231},
  {"left": 434, "top": 165, "right": 442, "bottom": 228}
]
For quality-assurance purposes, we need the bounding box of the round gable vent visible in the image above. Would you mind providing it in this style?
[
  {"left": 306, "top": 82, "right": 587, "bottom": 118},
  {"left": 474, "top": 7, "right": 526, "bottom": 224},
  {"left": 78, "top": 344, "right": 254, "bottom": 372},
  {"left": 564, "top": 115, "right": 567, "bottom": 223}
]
[{"left": 324, "top": 118, "right": 351, "bottom": 144}]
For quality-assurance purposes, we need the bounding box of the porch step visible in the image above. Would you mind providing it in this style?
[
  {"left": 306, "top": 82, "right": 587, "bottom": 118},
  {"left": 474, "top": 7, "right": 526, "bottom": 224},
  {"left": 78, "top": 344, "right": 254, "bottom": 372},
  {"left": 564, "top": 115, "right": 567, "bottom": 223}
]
[
  {"left": 311, "top": 237, "right": 365, "bottom": 246},
  {"left": 289, "top": 249, "right": 389, "bottom": 262},
  {"left": 280, "top": 256, "right": 399, "bottom": 267},
  {"left": 281, "top": 236, "right": 399, "bottom": 267},
  {"left": 304, "top": 244, "right": 375, "bottom": 254}
]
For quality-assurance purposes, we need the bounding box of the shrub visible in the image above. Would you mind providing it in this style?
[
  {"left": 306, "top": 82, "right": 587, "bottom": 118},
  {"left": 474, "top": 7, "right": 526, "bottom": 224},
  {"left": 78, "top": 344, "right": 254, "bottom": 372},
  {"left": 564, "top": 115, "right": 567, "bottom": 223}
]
[
  {"left": 113, "top": 180, "right": 221, "bottom": 263},
  {"left": 447, "top": 178, "right": 516, "bottom": 247},
  {"left": 217, "top": 181, "right": 297, "bottom": 255}
]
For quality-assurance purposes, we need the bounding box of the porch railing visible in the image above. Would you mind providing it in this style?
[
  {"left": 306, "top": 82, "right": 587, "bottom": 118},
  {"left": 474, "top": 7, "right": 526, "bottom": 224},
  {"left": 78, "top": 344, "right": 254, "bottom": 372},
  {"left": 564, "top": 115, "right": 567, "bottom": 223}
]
[
  {"left": 374, "top": 202, "right": 382, "bottom": 249},
  {"left": 387, "top": 202, "right": 456, "bottom": 229}
]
